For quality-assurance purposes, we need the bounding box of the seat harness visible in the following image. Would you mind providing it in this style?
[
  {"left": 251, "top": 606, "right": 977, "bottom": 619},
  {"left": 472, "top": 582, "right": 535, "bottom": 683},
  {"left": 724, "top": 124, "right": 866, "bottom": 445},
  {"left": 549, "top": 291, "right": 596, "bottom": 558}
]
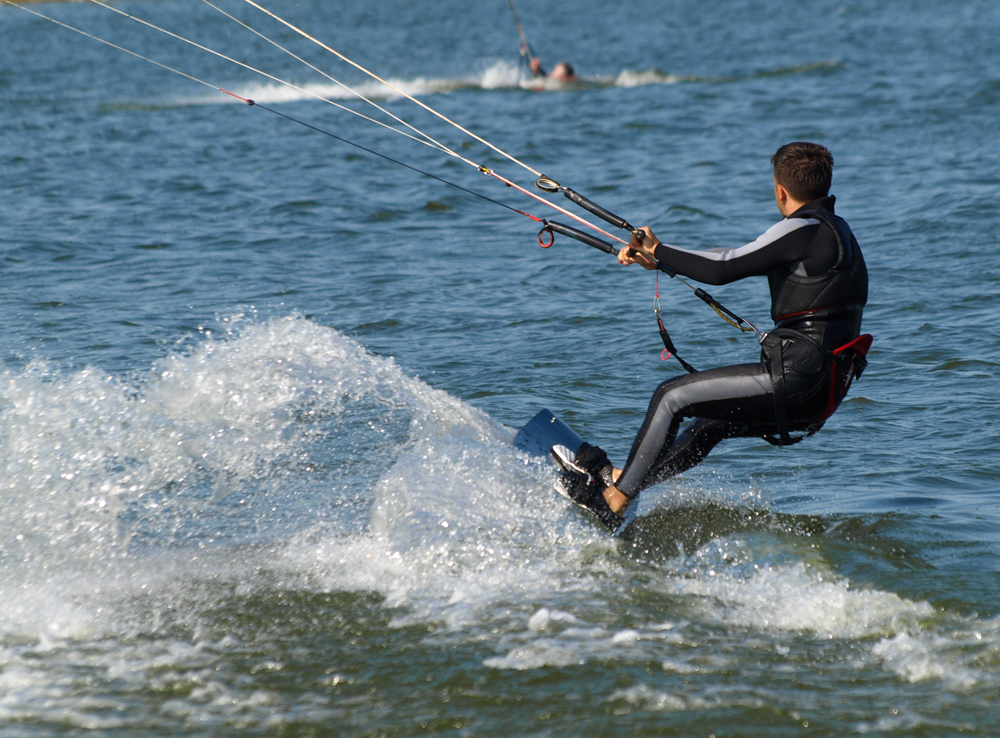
[{"left": 759, "top": 209, "right": 872, "bottom": 445}]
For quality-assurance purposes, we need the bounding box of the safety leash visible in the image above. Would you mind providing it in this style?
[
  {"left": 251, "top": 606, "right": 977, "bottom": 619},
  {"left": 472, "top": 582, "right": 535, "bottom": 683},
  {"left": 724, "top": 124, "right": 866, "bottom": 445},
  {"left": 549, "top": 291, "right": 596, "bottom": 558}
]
[{"left": 655, "top": 272, "right": 698, "bottom": 373}]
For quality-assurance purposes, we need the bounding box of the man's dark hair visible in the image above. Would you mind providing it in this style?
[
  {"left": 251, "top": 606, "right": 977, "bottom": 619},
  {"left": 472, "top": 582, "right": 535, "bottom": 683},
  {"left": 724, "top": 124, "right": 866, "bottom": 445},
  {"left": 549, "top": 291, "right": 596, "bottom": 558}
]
[{"left": 771, "top": 142, "right": 834, "bottom": 202}]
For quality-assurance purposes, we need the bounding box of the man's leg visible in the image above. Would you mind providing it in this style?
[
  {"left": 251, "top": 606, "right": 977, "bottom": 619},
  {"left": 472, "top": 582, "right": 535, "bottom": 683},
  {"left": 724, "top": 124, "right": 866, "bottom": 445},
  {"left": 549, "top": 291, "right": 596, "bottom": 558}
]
[
  {"left": 609, "top": 363, "right": 774, "bottom": 505},
  {"left": 642, "top": 417, "right": 746, "bottom": 486}
]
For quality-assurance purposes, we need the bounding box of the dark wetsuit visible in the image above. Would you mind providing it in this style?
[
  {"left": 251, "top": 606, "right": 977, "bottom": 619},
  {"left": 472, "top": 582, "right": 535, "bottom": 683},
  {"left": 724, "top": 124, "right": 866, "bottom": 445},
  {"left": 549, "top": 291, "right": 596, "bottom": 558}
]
[{"left": 614, "top": 196, "right": 868, "bottom": 499}]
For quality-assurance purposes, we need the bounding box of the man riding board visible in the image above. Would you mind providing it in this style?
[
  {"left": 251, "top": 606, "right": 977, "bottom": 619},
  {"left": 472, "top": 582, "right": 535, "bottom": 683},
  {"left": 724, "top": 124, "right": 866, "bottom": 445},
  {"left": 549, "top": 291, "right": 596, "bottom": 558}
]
[{"left": 559, "top": 142, "right": 871, "bottom": 531}]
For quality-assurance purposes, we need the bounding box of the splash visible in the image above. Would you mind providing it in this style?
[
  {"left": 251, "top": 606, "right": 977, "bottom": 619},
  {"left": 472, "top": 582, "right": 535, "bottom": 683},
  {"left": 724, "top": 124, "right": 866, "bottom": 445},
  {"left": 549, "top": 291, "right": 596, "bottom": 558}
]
[
  {"left": 181, "top": 61, "right": 525, "bottom": 106},
  {"left": 170, "top": 59, "right": 844, "bottom": 107},
  {"left": 482, "top": 520, "right": 1000, "bottom": 692},
  {"left": 0, "top": 314, "right": 599, "bottom": 642},
  {"left": 2, "top": 315, "right": 995, "bottom": 700},
  {"left": 0, "top": 315, "right": 500, "bottom": 573}
]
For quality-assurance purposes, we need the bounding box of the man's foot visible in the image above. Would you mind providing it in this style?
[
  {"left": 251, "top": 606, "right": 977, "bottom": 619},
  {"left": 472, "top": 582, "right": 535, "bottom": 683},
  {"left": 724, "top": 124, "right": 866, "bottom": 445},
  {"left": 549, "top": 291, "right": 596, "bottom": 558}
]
[
  {"left": 550, "top": 443, "right": 624, "bottom": 531},
  {"left": 554, "top": 467, "right": 623, "bottom": 532},
  {"left": 574, "top": 442, "right": 615, "bottom": 487},
  {"left": 552, "top": 444, "right": 588, "bottom": 475}
]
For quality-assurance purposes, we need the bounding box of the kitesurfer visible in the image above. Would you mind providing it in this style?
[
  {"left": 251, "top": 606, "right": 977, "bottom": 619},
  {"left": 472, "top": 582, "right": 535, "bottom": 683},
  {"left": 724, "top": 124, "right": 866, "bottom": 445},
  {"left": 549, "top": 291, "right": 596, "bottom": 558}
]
[
  {"left": 560, "top": 142, "right": 870, "bottom": 530},
  {"left": 529, "top": 57, "right": 579, "bottom": 81}
]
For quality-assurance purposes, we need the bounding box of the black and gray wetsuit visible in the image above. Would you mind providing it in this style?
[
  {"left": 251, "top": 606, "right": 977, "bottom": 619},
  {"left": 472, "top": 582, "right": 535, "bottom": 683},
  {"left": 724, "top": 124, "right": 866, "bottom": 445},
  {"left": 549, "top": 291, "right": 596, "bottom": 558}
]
[{"left": 614, "top": 196, "right": 868, "bottom": 498}]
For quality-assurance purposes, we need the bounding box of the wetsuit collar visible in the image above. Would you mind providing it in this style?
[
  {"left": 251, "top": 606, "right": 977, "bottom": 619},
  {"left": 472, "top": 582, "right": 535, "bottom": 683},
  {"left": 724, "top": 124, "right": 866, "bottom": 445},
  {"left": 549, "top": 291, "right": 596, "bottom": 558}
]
[{"left": 788, "top": 195, "right": 837, "bottom": 218}]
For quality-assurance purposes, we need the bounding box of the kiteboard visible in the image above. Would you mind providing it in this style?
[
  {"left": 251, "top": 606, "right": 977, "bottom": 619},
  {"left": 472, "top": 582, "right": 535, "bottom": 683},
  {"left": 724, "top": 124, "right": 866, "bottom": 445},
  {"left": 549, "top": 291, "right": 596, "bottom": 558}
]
[{"left": 514, "top": 409, "right": 634, "bottom": 533}]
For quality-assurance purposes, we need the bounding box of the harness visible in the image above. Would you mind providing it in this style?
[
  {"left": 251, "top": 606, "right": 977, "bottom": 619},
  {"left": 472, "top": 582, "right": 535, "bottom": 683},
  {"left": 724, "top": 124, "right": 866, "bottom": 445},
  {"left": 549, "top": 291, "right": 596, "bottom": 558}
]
[
  {"left": 760, "top": 327, "right": 872, "bottom": 446},
  {"left": 760, "top": 208, "right": 872, "bottom": 446}
]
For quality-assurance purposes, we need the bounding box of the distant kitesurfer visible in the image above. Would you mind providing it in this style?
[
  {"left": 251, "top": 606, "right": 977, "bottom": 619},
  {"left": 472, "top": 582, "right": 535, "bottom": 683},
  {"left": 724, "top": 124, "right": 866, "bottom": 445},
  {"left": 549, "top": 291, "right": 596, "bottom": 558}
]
[
  {"left": 560, "top": 142, "right": 871, "bottom": 530},
  {"left": 529, "top": 57, "right": 579, "bottom": 81}
]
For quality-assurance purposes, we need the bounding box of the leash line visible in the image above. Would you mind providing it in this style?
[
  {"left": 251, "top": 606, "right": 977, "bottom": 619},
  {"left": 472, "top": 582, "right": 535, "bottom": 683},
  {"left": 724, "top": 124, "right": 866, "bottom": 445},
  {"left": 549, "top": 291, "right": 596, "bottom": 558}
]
[
  {"left": 196, "top": 0, "right": 465, "bottom": 164},
  {"left": 79, "top": 0, "right": 463, "bottom": 156}
]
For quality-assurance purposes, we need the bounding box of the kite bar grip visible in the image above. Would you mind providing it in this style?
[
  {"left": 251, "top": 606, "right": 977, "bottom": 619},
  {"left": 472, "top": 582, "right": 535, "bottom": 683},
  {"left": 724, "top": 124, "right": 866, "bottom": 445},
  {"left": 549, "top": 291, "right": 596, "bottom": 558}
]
[
  {"left": 542, "top": 221, "right": 620, "bottom": 256},
  {"left": 561, "top": 188, "right": 635, "bottom": 233}
]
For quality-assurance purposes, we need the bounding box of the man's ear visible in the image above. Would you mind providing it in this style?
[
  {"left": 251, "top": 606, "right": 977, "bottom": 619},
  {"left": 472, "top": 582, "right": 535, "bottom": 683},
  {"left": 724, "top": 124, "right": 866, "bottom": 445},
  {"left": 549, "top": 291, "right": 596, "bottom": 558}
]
[{"left": 774, "top": 181, "right": 790, "bottom": 214}]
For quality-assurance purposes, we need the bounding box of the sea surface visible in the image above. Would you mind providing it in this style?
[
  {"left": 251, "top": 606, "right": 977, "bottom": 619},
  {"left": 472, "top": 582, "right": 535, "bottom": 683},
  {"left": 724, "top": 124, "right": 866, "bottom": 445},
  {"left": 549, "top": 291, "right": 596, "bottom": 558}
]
[{"left": 2, "top": 0, "right": 1000, "bottom": 735}]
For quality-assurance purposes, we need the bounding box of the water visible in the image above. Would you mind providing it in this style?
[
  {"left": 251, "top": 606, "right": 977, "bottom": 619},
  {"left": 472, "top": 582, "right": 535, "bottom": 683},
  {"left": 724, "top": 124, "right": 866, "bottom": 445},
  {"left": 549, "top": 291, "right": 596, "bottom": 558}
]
[{"left": 2, "top": 0, "right": 1000, "bottom": 734}]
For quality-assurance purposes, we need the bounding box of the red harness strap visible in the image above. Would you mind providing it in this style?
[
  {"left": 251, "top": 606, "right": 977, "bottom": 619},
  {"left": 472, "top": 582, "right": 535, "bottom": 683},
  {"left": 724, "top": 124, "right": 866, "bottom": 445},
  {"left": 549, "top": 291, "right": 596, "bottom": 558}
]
[{"left": 821, "top": 333, "right": 873, "bottom": 420}]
